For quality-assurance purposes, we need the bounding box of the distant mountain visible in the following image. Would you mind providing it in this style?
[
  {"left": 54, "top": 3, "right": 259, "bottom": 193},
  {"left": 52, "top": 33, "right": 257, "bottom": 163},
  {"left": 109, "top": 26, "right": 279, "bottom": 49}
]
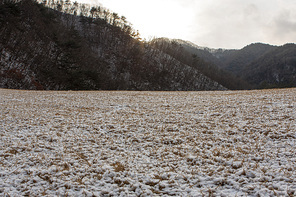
[
  {"left": 216, "top": 43, "right": 277, "bottom": 74},
  {"left": 0, "top": 0, "right": 226, "bottom": 91},
  {"left": 150, "top": 38, "right": 251, "bottom": 90},
  {"left": 172, "top": 39, "right": 296, "bottom": 89},
  {"left": 243, "top": 44, "right": 296, "bottom": 88}
]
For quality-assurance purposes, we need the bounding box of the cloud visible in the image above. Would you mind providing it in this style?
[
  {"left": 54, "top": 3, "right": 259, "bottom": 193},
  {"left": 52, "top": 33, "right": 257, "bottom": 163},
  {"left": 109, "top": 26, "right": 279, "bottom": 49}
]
[
  {"left": 190, "top": 0, "right": 266, "bottom": 48},
  {"left": 189, "top": 0, "right": 296, "bottom": 48},
  {"left": 265, "top": 10, "right": 296, "bottom": 45},
  {"left": 76, "top": 0, "right": 296, "bottom": 48}
]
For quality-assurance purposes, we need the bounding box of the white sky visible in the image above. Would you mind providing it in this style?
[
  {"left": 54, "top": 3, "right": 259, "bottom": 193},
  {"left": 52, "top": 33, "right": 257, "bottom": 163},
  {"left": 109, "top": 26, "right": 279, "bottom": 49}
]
[{"left": 75, "top": 0, "right": 296, "bottom": 49}]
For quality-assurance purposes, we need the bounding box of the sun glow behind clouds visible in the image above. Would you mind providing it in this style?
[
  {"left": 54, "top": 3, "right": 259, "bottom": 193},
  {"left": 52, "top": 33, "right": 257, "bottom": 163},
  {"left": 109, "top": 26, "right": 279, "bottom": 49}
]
[
  {"left": 77, "top": 0, "right": 195, "bottom": 41},
  {"left": 74, "top": 0, "right": 296, "bottom": 49}
]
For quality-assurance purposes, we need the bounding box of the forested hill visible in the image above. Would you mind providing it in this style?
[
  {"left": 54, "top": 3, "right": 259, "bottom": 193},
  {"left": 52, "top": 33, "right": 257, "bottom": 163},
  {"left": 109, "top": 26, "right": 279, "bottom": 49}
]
[
  {"left": 149, "top": 38, "right": 251, "bottom": 90},
  {"left": 241, "top": 43, "right": 296, "bottom": 88},
  {"left": 0, "top": 0, "right": 226, "bottom": 91},
  {"left": 166, "top": 39, "right": 296, "bottom": 89}
]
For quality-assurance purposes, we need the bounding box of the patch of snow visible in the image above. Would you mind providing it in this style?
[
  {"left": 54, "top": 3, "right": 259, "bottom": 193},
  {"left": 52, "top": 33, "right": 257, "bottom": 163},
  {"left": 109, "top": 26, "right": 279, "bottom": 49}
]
[{"left": 0, "top": 88, "right": 295, "bottom": 196}]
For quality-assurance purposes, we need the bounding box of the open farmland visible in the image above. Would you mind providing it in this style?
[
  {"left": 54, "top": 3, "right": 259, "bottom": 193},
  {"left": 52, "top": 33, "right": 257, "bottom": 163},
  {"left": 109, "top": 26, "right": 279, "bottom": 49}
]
[{"left": 0, "top": 88, "right": 295, "bottom": 196}]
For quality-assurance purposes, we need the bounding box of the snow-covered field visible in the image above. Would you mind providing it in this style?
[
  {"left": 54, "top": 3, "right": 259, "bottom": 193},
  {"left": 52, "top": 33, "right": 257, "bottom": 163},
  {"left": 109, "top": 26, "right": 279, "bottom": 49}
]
[{"left": 0, "top": 88, "right": 295, "bottom": 196}]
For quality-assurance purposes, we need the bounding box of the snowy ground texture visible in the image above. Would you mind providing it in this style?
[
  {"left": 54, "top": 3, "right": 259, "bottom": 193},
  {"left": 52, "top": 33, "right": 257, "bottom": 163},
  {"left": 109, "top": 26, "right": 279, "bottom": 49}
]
[{"left": 0, "top": 88, "right": 295, "bottom": 197}]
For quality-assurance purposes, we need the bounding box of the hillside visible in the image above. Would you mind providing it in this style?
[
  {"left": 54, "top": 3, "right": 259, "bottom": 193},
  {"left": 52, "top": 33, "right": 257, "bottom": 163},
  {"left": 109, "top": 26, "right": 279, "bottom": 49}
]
[
  {"left": 216, "top": 43, "right": 277, "bottom": 74},
  {"left": 0, "top": 0, "right": 225, "bottom": 91},
  {"left": 173, "top": 39, "right": 296, "bottom": 89},
  {"left": 149, "top": 38, "right": 251, "bottom": 90},
  {"left": 243, "top": 43, "right": 296, "bottom": 88}
]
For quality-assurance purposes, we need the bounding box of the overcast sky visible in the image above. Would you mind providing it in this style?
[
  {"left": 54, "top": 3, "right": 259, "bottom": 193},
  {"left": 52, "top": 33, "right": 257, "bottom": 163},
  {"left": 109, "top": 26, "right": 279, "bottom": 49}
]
[{"left": 76, "top": 0, "right": 296, "bottom": 49}]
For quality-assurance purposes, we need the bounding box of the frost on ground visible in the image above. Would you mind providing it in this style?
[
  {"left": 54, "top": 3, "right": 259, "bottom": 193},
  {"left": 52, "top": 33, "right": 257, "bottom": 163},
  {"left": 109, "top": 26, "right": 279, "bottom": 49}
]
[{"left": 0, "top": 88, "right": 295, "bottom": 196}]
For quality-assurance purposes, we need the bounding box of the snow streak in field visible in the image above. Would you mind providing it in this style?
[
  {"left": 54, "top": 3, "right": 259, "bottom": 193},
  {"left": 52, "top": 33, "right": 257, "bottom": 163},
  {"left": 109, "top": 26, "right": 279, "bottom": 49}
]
[{"left": 0, "top": 89, "right": 295, "bottom": 196}]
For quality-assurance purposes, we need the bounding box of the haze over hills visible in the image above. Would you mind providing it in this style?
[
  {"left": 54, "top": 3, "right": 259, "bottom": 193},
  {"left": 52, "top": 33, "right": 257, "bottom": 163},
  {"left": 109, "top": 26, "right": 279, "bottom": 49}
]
[{"left": 0, "top": 0, "right": 295, "bottom": 90}]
